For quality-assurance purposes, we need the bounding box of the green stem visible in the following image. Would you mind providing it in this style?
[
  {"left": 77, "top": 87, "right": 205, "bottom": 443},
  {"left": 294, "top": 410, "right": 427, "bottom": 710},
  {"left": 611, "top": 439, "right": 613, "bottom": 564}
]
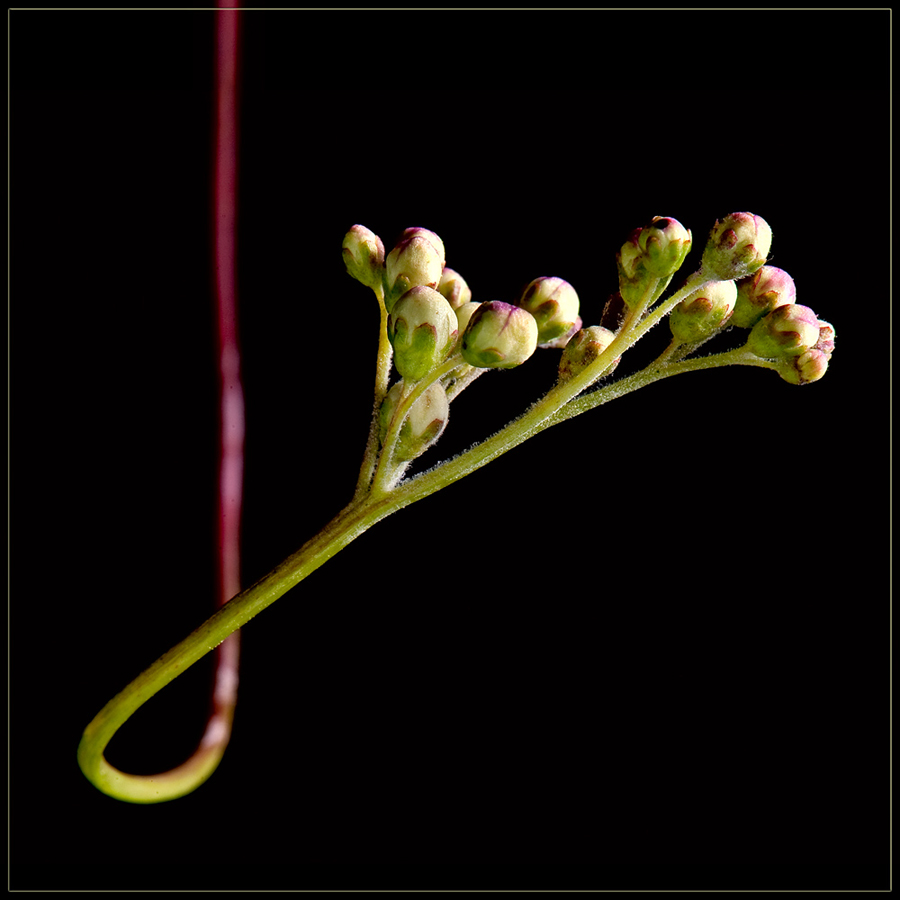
[
  {"left": 370, "top": 354, "right": 463, "bottom": 495},
  {"left": 77, "top": 490, "right": 403, "bottom": 804},
  {"left": 353, "top": 284, "right": 393, "bottom": 499}
]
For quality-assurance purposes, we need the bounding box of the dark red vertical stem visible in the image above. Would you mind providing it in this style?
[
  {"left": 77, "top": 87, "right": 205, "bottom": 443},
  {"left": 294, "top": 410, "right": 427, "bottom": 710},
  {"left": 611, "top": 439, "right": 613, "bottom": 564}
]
[{"left": 205, "top": 2, "right": 244, "bottom": 751}]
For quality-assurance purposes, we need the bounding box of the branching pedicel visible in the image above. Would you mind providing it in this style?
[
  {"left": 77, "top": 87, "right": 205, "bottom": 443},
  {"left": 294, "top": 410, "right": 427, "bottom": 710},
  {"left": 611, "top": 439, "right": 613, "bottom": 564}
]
[{"left": 77, "top": 213, "right": 835, "bottom": 803}]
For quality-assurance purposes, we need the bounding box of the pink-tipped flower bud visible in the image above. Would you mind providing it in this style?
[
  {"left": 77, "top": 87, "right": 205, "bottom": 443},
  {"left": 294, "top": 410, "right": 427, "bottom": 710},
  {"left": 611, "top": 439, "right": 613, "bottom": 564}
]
[
  {"left": 775, "top": 349, "right": 830, "bottom": 385},
  {"left": 558, "top": 325, "right": 620, "bottom": 382},
  {"left": 438, "top": 267, "right": 472, "bottom": 310},
  {"left": 701, "top": 212, "right": 772, "bottom": 281},
  {"left": 378, "top": 381, "right": 450, "bottom": 462},
  {"left": 814, "top": 319, "right": 836, "bottom": 358},
  {"left": 668, "top": 279, "right": 737, "bottom": 343},
  {"left": 342, "top": 224, "right": 385, "bottom": 290},
  {"left": 747, "top": 303, "right": 822, "bottom": 360},
  {"left": 384, "top": 227, "right": 446, "bottom": 311},
  {"left": 616, "top": 217, "right": 692, "bottom": 307},
  {"left": 731, "top": 265, "right": 797, "bottom": 328},
  {"left": 517, "top": 276, "right": 581, "bottom": 344},
  {"left": 636, "top": 216, "right": 693, "bottom": 279},
  {"left": 388, "top": 286, "right": 459, "bottom": 381},
  {"left": 461, "top": 301, "right": 539, "bottom": 369}
]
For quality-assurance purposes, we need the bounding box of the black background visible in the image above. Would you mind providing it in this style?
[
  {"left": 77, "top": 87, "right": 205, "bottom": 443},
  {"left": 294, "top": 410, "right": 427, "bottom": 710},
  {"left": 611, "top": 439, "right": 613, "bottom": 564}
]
[{"left": 10, "top": 8, "right": 890, "bottom": 892}]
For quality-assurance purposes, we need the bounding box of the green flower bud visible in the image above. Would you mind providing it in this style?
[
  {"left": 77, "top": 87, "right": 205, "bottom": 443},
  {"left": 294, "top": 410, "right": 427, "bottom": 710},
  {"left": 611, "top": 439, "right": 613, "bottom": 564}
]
[
  {"left": 747, "top": 303, "right": 822, "bottom": 359},
  {"left": 774, "top": 348, "right": 830, "bottom": 385},
  {"left": 558, "top": 325, "right": 620, "bottom": 382},
  {"left": 701, "top": 212, "right": 772, "bottom": 281},
  {"left": 517, "top": 276, "right": 581, "bottom": 345},
  {"left": 384, "top": 227, "right": 446, "bottom": 311},
  {"left": 616, "top": 217, "right": 692, "bottom": 306},
  {"left": 636, "top": 216, "right": 692, "bottom": 279},
  {"left": 438, "top": 267, "right": 472, "bottom": 310},
  {"left": 461, "top": 301, "right": 538, "bottom": 369},
  {"left": 731, "top": 266, "right": 797, "bottom": 329},
  {"left": 388, "top": 286, "right": 459, "bottom": 381},
  {"left": 342, "top": 224, "right": 385, "bottom": 290},
  {"left": 668, "top": 279, "right": 737, "bottom": 343},
  {"left": 378, "top": 381, "right": 450, "bottom": 462}
]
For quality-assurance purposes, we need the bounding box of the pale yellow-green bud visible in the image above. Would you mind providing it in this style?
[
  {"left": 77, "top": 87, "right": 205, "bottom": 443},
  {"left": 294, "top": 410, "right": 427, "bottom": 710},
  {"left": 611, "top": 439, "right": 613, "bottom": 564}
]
[
  {"left": 558, "top": 325, "right": 619, "bottom": 382},
  {"left": 668, "top": 280, "right": 737, "bottom": 343},
  {"left": 701, "top": 212, "right": 772, "bottom": 281},
  {"left": 460, "top": 301, "right": 538, "bottom": 369},
  {"left": 438, "top": 267, "right": 472, "bottom": 310},
  {"left": 384, "top": 227, "right": 446, "bottom": 312},
  {"left": 747, "top": 303, "right": 821, "bottom": 359},
  {"left": 517, "top": 276, "right": 581, "bottom": 344},
  {"left": 454, "top": 301, "right": 482, "bottom": 341},
  {"left": 636, "top": 216, "right": 692, "bottom": 279},
  {"left": 378, "top": 381, "right": 450, "bottom": 462},
  {"left": 388, "top": 286, "right": 459, "bottom": 381},
  {"left": 731, "top": 266, "right": 797, "bottom": 329},
  {"left": 342, "top": 224, "right": 385, "bottom": 290},
  {"left": 774, "top": 348, "right": 830, "bottom": 385}
]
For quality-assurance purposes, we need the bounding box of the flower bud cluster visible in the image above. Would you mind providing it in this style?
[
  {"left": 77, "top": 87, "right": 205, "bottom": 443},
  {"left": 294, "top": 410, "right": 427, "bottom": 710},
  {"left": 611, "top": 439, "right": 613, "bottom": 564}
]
[{"left": 749, "top": 307, "right": 835, "bottom": 385}]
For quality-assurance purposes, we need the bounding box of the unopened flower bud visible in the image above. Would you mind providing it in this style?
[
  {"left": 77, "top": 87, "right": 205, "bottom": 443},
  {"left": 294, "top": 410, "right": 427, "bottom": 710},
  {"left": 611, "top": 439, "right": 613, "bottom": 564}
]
[
  {"left": 636, "top": 216, "right": 692, "bottom": 278},
  {"left": 747, "top": 303, "right": 822, "bottom": 359},
  {"left": 454, "top": 301, "right": 482, "bottom": 339},
  {"left": 342, "top": 224, "right": 385, "bottom": 290},
  {"left": 701, "top": 212, "right": 772, "bottom": 281},
  {"left": 517, "top": 276, "right": 581, "bottom": 344},
  {"left": 384, "top": 227, "right": 446, "bottom": 311},
  {"left": 731, "top": 266, "right": 797, "bottom": 328},
  {"left": 558, "top": 325, "right": 620, "bottom": 381},
  {"left": 669, "top": 279, "right": 737, "bottom": 343},
  {"left": 775, "top": 348, "right": 830, "bottom": 385},
  {"left": 438, "top": 267, "right": 472, "bottom": 310},
  {"left": 461, "top": 301, "right": 538, "bottom": 369},
  {"left": 388, "top": 286, "right": 459, "bottom": 381},
  {"left": 378, "top": 381, "right": 450, "bottom": 462},
  {"left": 814, "top": 319, "right": 836, "bottom": 358}
]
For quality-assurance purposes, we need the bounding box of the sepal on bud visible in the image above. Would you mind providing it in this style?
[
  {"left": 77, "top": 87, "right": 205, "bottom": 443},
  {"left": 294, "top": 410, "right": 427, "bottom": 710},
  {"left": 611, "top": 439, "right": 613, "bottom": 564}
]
[
  {"left": 384, "top": 227, "right": 446, "bottom": 312},
  {"left": 517, "top": 276, "right": 581, "bottom": 344},
  {"left": 731, "top": 266, "right": 797, "bottom": 329},
  {"left": 669, "top": 280, "right": 737, "bottom": 343},
  {"left": 558, "top": 325, "right": 619, "bottom": 382},
  {"left": 388, "top": 286, "right": 459, "bottom": 381},
  {"left": 378, "top": 381, "right": 450, "bottom": 462},
  {"left": 747, "top": 303, "right": 821, "bottom": 359},
  {"left": 701, "top": 212, "right": 772, "bottom": 281},
  {"left": 342, "top": 225, "right": 385, "bottom": 290},
  {"left": 461, "top": 301, "right": 538, "bottom": 369}
]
